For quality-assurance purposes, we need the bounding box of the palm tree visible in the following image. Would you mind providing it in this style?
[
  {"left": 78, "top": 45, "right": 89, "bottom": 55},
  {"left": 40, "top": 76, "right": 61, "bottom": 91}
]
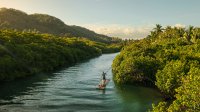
[
  {"left": 165, "top": 26, "right": 172, "bottom": 31},
  {"left": 149, "top": 24, "right": 163, "bottom": 39},
  {"left": 184, "top": 26, "right": 194, "bottom": 41},
  {"left": 153, "top": 24, "right": 163, "bottom": 33},
  {"left": 177, "top": 27, "right": 185, "bottom": 38}
]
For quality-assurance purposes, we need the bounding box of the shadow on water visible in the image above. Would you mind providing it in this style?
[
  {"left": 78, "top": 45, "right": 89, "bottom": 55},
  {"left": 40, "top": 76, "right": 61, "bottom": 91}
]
[
  {"left": 0, "top": 72, "right": 56, "bottom": 103},
  {"left": 114, "top": 85, "right": 162, "bottom": 112}
]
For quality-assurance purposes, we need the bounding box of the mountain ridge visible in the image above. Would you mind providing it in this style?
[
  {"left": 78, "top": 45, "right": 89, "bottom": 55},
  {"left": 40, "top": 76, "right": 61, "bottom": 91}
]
[{"left": 0, "top": 8, "right": 120, "bottom": 43}]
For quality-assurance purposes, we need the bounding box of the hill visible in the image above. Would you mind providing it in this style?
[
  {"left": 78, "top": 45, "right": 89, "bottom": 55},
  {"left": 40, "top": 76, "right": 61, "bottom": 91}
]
[{"left": 0, "top": 8, "right": 120, "bottom": 43}]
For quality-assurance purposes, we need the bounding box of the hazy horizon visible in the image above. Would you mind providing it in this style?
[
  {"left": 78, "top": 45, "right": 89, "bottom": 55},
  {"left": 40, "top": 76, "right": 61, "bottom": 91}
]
[{"left": 1, "top": 0, "right": 200, "bottom": 39}]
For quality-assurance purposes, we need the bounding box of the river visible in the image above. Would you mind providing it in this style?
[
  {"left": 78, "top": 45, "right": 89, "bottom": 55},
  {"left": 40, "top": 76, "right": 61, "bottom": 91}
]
[{"left": 0, "top": 53, "right": 162, "bottom": 112}]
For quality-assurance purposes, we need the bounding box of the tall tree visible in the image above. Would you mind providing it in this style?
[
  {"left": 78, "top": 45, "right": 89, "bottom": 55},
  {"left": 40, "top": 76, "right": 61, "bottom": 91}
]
[
  {"left": 154, "top": 24, "right": 163, "bottom": 34},
  {"left": 184, "top": 26, "right": 194, "bottom": 41}
]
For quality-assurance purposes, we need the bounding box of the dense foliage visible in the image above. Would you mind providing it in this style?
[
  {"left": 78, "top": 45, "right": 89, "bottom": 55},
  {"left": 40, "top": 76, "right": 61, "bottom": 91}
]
[
  {"left": 112, "top": 24, "right": 200, "bottom": 111},
  {"left": 0, "top": 30, "right": 120, "bottom": 81},
  {"left": 0, "top": 8, "right": 121, "bottom": 43}
]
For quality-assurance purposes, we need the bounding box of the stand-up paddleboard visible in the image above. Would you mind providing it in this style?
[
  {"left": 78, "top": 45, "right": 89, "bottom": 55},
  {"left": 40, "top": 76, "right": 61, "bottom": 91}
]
[{"left": 97, "top": 79, "right": 110, "bottom": 90}]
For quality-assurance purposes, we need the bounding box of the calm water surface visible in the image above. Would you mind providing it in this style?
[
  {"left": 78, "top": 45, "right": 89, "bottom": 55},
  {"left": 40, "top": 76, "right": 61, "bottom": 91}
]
[{"left": 0, "top": 53, "right": 162, "bottom": 112}]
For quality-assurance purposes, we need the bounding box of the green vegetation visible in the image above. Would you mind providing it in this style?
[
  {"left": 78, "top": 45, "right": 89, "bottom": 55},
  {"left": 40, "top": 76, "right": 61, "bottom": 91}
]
[
  {"left": 0, "top": 8, "right": 121, "bottom": 43},
  {"left": 112, "top": 25, "right": 200, "bottom": 111},
  {"left": 0, "top": 30, "right": 120, "bottom": 81},
  {"left": 0, "top": 8, "right": 122, "bottom": 81}
]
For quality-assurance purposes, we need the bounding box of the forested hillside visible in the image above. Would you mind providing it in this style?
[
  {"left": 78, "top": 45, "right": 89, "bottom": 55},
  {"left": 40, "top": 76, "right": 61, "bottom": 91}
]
[
  {"left": 112, "top": 25, "right": 200, "bottom": 111},
  {"left": 0, "top": 8, "right": 121, "bottom": 43},
  {"left": 0, "top": 30, "right": 121, "bottom": 81}
]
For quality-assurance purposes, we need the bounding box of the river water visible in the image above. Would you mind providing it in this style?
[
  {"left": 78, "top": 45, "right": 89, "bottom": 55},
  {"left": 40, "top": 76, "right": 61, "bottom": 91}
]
[{"left": 0, "top": 53, "right": 162, "bottom": 112}]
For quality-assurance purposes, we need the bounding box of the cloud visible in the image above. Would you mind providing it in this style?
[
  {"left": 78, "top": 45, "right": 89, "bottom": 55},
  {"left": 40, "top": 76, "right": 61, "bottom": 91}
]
[
  {"left": 83, "top": 24, "right": 153, "bottom": 39},
  {"left": 83, "top": 23, "right": 187, "bottom": 39},
  {"left": 174, "top": 24, "right": 186, "bottom": 28}
]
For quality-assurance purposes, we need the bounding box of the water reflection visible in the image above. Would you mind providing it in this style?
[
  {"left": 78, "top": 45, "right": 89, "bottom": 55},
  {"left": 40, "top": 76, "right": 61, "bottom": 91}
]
[
  {"left": 115, "top": 85, "right": 162, "bottom": 112},
  {"left": 0, "top": 73, "right": 50, "bottom": 100}
]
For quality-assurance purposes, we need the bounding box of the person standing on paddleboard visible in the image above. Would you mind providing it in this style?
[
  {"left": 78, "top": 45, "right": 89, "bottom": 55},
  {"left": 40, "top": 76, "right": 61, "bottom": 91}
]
[{"left": 101, "top": 72, "right": 106, "bottom": 86}]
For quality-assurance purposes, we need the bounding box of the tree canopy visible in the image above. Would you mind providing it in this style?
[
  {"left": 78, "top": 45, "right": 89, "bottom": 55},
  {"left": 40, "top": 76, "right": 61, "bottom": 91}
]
[
  {"left": 112, "top": 25, "right": 200, "bottom": 111},
  {"left": 0, "top": 30, "right": 121, "bottom": 81}
]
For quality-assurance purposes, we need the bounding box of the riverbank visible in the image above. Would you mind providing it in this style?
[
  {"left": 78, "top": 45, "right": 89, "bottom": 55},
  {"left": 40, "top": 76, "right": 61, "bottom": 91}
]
[{"left": 0, "top": 30, "right": 121, "bottom": 81}]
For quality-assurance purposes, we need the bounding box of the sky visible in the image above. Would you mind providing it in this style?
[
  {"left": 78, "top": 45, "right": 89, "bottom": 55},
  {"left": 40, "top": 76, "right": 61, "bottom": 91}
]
[{"left": 0, "top": 0, "right": 200, "bottom": 39}]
